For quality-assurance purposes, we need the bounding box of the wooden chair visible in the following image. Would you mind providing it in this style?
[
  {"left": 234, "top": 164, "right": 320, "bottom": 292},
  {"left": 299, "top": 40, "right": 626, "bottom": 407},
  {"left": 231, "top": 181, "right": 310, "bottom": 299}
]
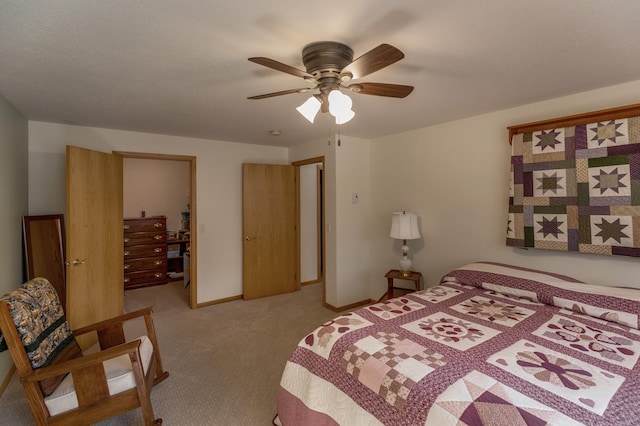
[{"left": 0, "top": 277, "right": 169, "bottom": 425}]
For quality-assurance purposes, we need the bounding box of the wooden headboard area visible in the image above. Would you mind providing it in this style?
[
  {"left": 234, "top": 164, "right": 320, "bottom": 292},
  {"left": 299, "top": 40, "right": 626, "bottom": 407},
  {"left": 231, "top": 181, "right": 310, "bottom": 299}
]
[{"left": 508, "top": 103, "right": 640, "bottom": 144}]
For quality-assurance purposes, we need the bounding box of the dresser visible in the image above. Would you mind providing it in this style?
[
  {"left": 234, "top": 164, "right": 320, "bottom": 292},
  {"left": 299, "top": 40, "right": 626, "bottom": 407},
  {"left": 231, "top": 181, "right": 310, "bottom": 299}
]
[{"left": 123, "top": 216, "right": 167, "bottom": 289}]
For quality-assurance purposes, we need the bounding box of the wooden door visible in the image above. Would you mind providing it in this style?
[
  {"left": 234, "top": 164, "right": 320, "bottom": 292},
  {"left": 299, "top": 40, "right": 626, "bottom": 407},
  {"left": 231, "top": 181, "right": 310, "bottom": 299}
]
[
  {"left": 242, "top": 163, "right": 299, "bottom": 299},
  {"left": 66, "top": 146, "right": 123, "bottom": 341}
]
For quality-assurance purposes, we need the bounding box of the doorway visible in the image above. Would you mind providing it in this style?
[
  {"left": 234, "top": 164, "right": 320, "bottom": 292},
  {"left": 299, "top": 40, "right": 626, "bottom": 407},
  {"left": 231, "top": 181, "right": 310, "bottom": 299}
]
[
  {"left": 114, "top": 151, "right": 197, "bottom": 309},
  {"left": 293, "top": 157, "right": 325, "bottom": 302}
]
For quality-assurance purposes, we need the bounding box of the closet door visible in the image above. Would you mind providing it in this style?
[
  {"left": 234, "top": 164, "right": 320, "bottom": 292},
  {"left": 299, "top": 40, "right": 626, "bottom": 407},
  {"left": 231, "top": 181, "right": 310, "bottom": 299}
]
[{"left": 242, "top": 163, "right": 299, "bottom": 299}]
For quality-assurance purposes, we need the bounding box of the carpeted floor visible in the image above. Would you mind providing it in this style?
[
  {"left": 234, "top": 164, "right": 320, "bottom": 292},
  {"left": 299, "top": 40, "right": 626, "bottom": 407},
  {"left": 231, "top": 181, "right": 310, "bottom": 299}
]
[{"left": 0, "top": 281, "right": 340, "bottom": 425}]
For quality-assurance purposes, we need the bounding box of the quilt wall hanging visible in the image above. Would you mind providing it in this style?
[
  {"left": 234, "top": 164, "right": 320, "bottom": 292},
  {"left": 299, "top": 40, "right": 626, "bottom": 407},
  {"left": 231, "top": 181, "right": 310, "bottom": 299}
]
[{"left": 506, "top": 103, "right": 640, "bottom": 258}]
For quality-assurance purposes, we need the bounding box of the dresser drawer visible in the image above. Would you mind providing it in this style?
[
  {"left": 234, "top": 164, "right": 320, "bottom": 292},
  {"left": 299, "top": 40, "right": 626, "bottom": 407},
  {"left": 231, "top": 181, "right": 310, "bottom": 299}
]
[
  {"left": 123, "top": 218, "right": 166, "bottom": 233},
  {"left": 124, "top": 270, "right": 166, "bottom": 288},
  {"left": 124, "top": 256, "right": 166, "bottom": 272},
  {"left": 124, "top": 243, "right": 166, "bottom": 260},
  {"left": 124, "top": 231, "right": 166, "bottom": 246},
  {"left": 123, "top": 216, "right": 167, "bottom": 288}
]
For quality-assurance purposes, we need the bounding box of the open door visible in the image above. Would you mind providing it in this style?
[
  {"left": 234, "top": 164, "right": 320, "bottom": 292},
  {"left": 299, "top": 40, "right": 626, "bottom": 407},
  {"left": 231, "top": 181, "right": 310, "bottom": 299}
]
[
  {"left": 66, "top": 146, "right": 123, "bottom": 340},
  {"left": 242, "top": 163, "right": 299, "bottom": 299}
]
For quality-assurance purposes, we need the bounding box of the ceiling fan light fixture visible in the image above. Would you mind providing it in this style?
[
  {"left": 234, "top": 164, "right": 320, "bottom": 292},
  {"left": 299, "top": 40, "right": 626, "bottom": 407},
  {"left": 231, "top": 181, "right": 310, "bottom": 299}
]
[
  {"left": 328, "top": 90, "right": 355, "bottom": 124},
  {"left": 328, "top": 90, "right": 350, "bottom": 114},
  {"left": 296, "top": 95, "right": 322, "bottom": 123},
  {"left": 248, "top": 42, "right": 413, "bottom": 121},
  {"left": 335, "top": 109, "right": 355, "bottom": 125}
]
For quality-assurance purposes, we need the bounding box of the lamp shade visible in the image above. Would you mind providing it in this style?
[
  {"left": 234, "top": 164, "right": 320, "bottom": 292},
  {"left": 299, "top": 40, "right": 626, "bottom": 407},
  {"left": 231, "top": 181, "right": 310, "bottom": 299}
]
[
  {"left": 335, "top": 108, "right": 355, "bottom": 125},
  {"left": 328, "top": 90, "right": 351, "bottom": 115},
  {"left": 389, "top": 212, "right": 421, "bottom": 240},
  {"left": 296, "top": 96, "right": 321, "bottom": 123},
  {"left": 328, "top": 90, "right": 355, "bottom": 124}
]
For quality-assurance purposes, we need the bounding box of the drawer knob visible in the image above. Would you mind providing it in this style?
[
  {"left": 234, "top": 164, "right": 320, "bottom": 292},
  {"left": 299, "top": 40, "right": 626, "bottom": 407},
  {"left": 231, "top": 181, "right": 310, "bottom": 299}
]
[
  {"left": 124, "top": 264, "right": 130, "bottom": 269},
  {"left": 154, "top": 272, "right": 163, "bottom": 278},
  {"left": 154, "top": 235, "right": 162, "bottom": 240},
  {"left": 124, "top": 277, "right": 130, "bottom": 282},
  {"left": 123, "top": 224, "right": 130, "bottom": 230},
  {"left": 154, "top": 260, "right": 163, "bottom": 265},
  {"left": 154, "top": 248, "right": 163, "bottom": 253},
  {"left": 154, "top": 222, "right": 163, "bottom": 228},
  {"left": 124, "top": 238, "right": 130, "bottom": 243},
  {"left": 124, "top": 250, "right": 130, "bottom": 256}
]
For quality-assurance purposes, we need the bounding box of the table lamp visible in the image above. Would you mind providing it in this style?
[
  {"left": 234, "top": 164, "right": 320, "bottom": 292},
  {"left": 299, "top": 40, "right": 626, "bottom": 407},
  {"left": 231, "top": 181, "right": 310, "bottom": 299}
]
[{"left": 389, "top": 211, "right": 421, "bottom": 276}]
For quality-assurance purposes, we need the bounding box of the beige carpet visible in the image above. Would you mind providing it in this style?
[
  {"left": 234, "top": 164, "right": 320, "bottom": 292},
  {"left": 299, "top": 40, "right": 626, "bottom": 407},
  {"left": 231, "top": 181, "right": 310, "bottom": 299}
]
[{"left": 0, "top": 281, "right": 340, "bottom": 425}]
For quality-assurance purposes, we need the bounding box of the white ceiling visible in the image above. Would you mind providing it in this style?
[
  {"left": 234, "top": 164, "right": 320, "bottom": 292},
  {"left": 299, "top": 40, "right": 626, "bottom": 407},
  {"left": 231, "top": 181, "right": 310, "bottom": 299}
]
[{"left": 2, "top": 1, "right": 640, "bottom": 148}]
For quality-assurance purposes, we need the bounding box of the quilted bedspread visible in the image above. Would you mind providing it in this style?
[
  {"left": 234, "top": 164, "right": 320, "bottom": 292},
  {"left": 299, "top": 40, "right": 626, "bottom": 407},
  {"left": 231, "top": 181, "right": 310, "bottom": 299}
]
[{"left": 276, "top": 262, "right": 640, "bottom": 425}]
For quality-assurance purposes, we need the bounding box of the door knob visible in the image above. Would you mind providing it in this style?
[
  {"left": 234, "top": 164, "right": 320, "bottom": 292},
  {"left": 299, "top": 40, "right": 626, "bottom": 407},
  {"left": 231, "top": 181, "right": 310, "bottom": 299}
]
[
  {"left": 245, "top": 236, "right": 254, "bottom": 241},
  {"left": 65, "top": 258, "right": 88, "bottom": 266}
]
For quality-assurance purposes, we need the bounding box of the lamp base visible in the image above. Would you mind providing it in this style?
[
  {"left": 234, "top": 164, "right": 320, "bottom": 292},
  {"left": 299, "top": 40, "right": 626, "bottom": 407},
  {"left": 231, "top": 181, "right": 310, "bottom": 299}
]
[{"left": 399, "top": 255, "right": 412, "bottom": 276}]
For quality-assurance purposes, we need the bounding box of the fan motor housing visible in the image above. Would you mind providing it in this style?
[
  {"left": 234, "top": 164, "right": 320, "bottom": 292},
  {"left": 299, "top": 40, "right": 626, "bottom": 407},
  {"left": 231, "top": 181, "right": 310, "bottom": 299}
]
[{"left": 302, "top": 41, "right": 354, "bottom": 76}]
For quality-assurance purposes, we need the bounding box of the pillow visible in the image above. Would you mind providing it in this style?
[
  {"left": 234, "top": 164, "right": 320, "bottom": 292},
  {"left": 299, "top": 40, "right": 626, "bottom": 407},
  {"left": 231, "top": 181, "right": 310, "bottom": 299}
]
[{"left": 443, "top": 262, "right": 640, "bottom": 329}]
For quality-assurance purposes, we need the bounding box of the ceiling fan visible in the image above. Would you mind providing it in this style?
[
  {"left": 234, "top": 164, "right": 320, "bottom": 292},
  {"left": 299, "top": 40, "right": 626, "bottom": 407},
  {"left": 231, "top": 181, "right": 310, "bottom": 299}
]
[{"left": 247, "top": 41, "right": 413, "bottom": 123}]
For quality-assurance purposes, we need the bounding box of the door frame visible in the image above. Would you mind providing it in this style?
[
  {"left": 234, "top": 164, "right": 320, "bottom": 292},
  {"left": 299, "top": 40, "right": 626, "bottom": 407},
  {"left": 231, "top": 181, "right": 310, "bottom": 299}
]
[
  {"left": 292, "top": 156, "right": 325, "bottom": 304},
  {"left": 114, "top": 151, "right": 197, "bottom": 309}
]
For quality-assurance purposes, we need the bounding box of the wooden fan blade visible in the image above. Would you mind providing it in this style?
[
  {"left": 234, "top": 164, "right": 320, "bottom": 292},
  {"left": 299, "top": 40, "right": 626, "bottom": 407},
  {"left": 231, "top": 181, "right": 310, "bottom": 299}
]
[
  {"left": 248, "top": 57, "right": 314, "bottom": 79},
  {"left": 247, "top": 88, "right": 312, "bottom": 100},
  {"left": 341, "top": 44, "right": 404, "bottom": 79},
  {"left": 350, "top": 83, "right": 414, "bottom": 98}
]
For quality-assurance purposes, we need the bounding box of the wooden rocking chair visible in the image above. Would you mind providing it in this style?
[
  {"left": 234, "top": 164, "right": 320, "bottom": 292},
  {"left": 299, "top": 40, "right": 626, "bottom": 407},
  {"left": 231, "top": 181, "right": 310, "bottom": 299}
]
[{"left": 0, "top": 277, "right": 169, "bottom": 425}]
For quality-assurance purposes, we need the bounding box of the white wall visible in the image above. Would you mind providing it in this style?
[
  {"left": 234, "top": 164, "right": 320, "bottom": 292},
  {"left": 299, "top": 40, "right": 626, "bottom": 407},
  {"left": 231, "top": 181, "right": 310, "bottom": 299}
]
[
  {"left": 28, "top": 122, "right": 288, "bottom": 303},
  {"left": 0, "top": 94, "right": 28, "bottom": 380},
  {"left": 290, "top": 135, "right": 373, "bottom": 308},
  {"left": 369, "top": 79, "right": 640, "bottom": 298},
  {"left": 25, "top": 78, "right": 640, "bottom": 310},
  {"left": 123, "top": 158, "right": 190, "bottom": 232},
  {"left": 334, "top": 136, "right": 372, "bottom": 304}
]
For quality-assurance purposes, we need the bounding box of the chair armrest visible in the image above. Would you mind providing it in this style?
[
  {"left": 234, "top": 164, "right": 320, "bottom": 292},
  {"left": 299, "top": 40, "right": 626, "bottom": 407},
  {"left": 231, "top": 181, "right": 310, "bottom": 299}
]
[
  {"left": 24, "top": 340, "right": 142, "bottom": 383},
  {"left": 72, "top": 307, "right": 154, "bottom": 336}
]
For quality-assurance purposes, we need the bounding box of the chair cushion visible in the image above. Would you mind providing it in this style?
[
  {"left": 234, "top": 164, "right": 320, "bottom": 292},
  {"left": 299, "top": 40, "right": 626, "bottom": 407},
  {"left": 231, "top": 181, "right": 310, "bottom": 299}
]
[
  {"left": 0, "top": 277, "right": 82, "bottom": 396},
  {"left": 44, "top": 335, "right": 154, "bottom": 416}
]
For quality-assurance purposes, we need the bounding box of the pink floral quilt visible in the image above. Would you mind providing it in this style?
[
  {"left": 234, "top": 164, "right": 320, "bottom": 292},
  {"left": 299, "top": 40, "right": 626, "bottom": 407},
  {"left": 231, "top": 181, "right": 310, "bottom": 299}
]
[{"left": 276, "top": 262, "right": 640, "bottom": 425}]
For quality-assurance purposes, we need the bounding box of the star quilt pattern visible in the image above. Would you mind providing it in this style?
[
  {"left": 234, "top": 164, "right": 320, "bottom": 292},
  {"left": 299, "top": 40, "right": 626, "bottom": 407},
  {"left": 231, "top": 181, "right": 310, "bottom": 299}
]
[{"left": 507, "top": 116, "right": 640, "bottom": 257}]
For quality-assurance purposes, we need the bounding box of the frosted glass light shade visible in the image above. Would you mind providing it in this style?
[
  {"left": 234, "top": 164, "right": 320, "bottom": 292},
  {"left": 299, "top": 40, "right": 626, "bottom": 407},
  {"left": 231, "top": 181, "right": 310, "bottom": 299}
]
[
  {"left": 297, "top": 90, "right": 355, "bottom": 125},
  {"left": 328, "top": 90, "right": 351, "bottom": 114},
  {"left": 328, "top": 90, "right": 355, "bottom": 124},
  {"left": 335, "top": 109, "right": 355, "bottom": 124},
  {"left": 390, "top": 212, "right": 421, "bottom": 240},
  {"left": 296, "top": 96, "right": 321, "bottom": 123}
]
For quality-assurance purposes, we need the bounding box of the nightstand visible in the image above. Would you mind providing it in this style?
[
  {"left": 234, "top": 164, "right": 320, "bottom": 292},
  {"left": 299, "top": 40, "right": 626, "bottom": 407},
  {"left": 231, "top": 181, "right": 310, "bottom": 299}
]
[{"left": 383, "top": 269, "right": 422, "bottom": 301}]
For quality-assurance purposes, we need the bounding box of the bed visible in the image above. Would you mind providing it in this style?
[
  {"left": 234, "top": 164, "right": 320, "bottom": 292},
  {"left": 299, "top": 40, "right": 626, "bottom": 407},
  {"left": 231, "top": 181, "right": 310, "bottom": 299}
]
[{"left": 275, "top": 262, "right": 640, "bottom": 425}]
